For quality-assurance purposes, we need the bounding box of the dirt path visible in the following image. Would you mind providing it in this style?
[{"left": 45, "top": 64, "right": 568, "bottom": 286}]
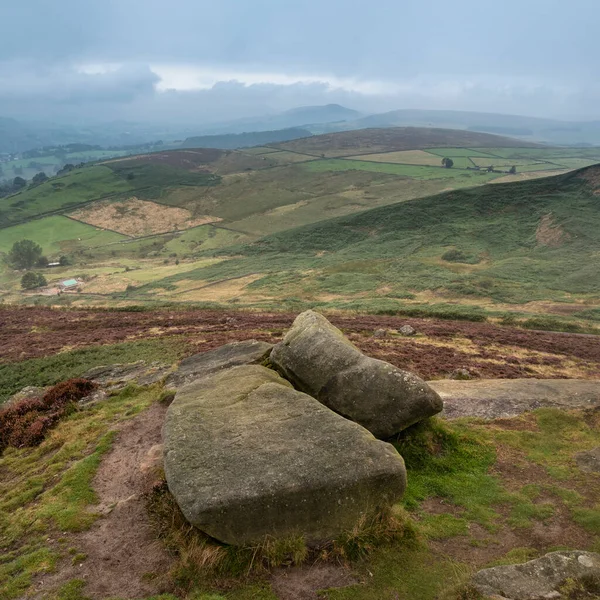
[{"left": 34, "top": 403, "right": 173, "bottom": 599}]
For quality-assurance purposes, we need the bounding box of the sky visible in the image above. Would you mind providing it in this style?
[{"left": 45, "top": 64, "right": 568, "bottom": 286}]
[{"left": 0, "top": 0, "right": 599, "bottom": 125}]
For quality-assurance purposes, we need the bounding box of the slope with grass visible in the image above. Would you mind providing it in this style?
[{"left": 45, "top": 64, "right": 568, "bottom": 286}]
[
  {"left": 122, "top": 165, "right": 600, "bottom": 326},
  {"left": 2, "top": 128, "right": 600, "bottom": 330}
]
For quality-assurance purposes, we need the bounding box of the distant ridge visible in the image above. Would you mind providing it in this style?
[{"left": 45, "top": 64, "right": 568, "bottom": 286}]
[{"left": 180, "top": 127, "right": 312, "bottom": 150}]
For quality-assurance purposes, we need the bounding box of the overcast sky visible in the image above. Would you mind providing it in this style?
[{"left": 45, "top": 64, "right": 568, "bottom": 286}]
[{"left": 1, "top": 0, "right": 598, "bottom": 124}]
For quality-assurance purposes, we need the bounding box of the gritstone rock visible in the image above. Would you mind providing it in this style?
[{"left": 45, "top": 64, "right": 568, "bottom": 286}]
[
  {"left": 163, "top": 365, "right": 406, "bottom": 545},
  {"left": 471, "top": 551, "right": 600, "bottom": 600},
  {"left": 165, "top": 339, "right": 273, "bottom": 389},
  {"left": 270, "top": 310, "right": 442, "bottom": 438}
]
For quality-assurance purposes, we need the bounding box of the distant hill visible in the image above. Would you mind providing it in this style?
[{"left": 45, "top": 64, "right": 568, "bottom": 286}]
[
  {"left": 274, "top": 126, "right": 542, "bottom": 157},
  {"left": 336, "top": 109, "right": 600, "bottom": 146},
  {"left": 180, "top": 127, "right": 312, "bottom": 150},
  {"left": 198, "top": 104, "right": 363, "bottom": 135}
]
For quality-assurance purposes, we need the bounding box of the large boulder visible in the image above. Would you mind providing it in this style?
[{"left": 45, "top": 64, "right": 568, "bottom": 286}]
[
  {"left": 269, "top": 310, "right": 442, "bottom": 438},
  {"left": 163, "top": 365, "right": 406, "bottom": 545},
  {"left": 165, "top": 340, "right": 273, "bottom": 389},
  {"left": 472, "top": 551, "right": 600, "bottom": 599}
]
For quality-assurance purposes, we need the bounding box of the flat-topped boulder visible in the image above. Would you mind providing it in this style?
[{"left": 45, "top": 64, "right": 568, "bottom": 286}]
[
  {"left": 164, "top": 340, "right": 273, "bottom": 389},
  {"left": 429, "top": 378, "right": 600, "bottom": 419},
  {"left": 270, "top": 310, "right": 442, "bottom": 438},
  {"left": 163, "top": 365, "right": 406, "bottom": 545},
  {"left": 472, "top": 551, "right": 600, "bottom": 599}
]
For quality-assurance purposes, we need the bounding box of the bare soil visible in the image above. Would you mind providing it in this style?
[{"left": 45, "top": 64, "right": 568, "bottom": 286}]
[
  {"left": 271, "top": 564, "right": 357, "bottom": 600},
  {"left": 2, "top": 307, "right": 600, "bottom": 381},
  {"left": 536, "top": 213, "right": 569, "bottom": 247}
]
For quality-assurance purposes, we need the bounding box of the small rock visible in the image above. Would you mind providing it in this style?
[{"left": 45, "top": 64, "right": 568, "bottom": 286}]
[
  {"left": 79, "top": 389, "right": 108, "bottom": 407},
  {"left": 398, "top": 325, "right": 416, "bottom": 336},
  {"left": 5, "top": 386, "right": 47, "bottom": 407},
  {"left": 576, "top": 447, "right": 600, "bottom": 473},
  {"left": 448, "top": 368, "right": 476, "bottom": 381},
  {"left": 471, "top": 551, "right": 600, "bottom": 600},
  {"left": 140, "top": 444, "right": 164, "bottom": 476},
  {"left": 373, "top": 328, "right": 387, "bottom": 338},
  {"left": 164, "top": 339, "right": 273, "bottom": 390}
]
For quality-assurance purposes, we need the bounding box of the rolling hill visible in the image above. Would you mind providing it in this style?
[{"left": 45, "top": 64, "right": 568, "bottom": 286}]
[{"left": 0, "top": 126, "right": 599, "bottom": 329}]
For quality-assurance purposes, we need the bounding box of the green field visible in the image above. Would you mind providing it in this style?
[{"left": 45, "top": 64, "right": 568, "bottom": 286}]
[
  {"left": 0, "top": 215, "right": 125, "bottom": 255},
  {"left": 303, "top": 159, "right": 502, "bottom": 181},
  {"left": 0, "top": 166, "right": 135, "bottom": 227},
  {"left": 424, "top": 147, "right": 499, "bottom": 158},
  {"left": 1, "top": 127, "right": 599, "bottom": 327},
  {"left": 122, "top": 166, "right": 600, "bottom": 323}
]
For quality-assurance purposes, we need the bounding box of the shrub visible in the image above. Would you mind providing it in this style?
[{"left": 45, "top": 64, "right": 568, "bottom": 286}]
[
  {"left": 0, "top": 378, "right": 97, "bottom": 453},
  {"left": 21, "top": 272, "right": 47, "bottom": 290}
]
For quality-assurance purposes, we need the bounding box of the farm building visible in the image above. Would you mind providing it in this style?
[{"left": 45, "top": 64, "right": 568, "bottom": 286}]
[{"left": 59, "top": 278, "right": 79, "bottom": 290}]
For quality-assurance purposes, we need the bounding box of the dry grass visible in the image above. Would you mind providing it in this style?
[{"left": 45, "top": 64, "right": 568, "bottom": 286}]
[{"left": 70, "top": 198, "right": 221, "bottom": 237}]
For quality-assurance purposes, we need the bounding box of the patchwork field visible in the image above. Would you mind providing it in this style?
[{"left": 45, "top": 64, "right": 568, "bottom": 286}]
[
  {"left": 0, "top": 215, "right": 125, "bottom": 255},
  {"left": 0, "top": 127, "right": 599, "bottom": 334}
]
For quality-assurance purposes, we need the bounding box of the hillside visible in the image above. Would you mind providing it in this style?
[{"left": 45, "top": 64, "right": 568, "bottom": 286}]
[
  {"left": 1, "top": 127, "right": 600, "bottom": 329},
  {"left": 123, "top": 165, "right": 600, "bottom": 325},
  {"left": 180, "top": 127, "right": 312, "bottom": 150},
  {"left": 274, "top": 126, "right": 543, "bottom": 157}
]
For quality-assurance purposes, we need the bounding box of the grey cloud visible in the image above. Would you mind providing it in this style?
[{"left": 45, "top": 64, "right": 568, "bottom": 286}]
[{"left": 0, "top": 0, "right": 598, "bottom": 123}]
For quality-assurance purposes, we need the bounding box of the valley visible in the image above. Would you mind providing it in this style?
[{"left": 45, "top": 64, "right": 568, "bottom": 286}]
[{"left": 0, "top": 127, "right": 598, "bottom": 333}]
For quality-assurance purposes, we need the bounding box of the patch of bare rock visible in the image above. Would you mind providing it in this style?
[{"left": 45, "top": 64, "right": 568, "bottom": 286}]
[
  {"left": 429, "top": 378, "right": 600, "bottom": 419},
  {"left": 471, "top": 550, "right": 600, "bottom": 599}
]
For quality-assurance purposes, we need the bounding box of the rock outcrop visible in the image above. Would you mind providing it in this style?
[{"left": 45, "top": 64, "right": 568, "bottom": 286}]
[
  {"left": 472, "top": 551, "right": 600, "bottom": 599},
  {"left": 163, "top": 365, "right": 406, "bottom": 545},
  {"left": 165, "top": 340, "right": 273, "bottom": 389},
  {"left": 429, "top": 379, "right": 600, "bottom": 419},
  {"left": 270, "top": 310, "right": 442, "bottom": 438}
]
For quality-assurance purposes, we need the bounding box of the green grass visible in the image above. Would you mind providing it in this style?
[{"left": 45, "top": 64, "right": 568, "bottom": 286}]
[
  {"left": 0, "top": 215, "right": 126, "bottom": 255},
  {"left": 0, "top": 166, "right": 134, "bottom": 227},
  {"left": 424, "top": 147, "right": 500, "bottom": 158},
  {"left": 162, "top": 166, "right": 598, "bottom": 309},
  {"left": 303, "top": 159, "right": 501, "bottom": 181},
  {"left": 0, "top": 335, "right": 187, "bottom": 404},
  {"left": 0, "top": 385, "right": 164, "bottom": 599}
]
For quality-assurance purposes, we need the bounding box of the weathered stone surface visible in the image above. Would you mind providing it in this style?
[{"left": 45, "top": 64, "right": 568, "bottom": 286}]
[
  {"left": 270, "top": 310, "right": 442, "bottom": 438},
  {"left": 472, "top": 551, "right": 600, "bottom": 599},
  {"left": 5, "top": 386, "right": 47, "bottom": 407},
  {"left": 163, "top": 365, "right": 406, "bottom": 545},
  {"left": 82, "top": 361, "right": 172, "bottom": 391},
  {"left": 429, "top": 379, "right": 600, "bottom": 419},
  {"left": 165, "top": 340, "right": 273, "bottom": 389},
  {"left": 576, "top": 447, "right": 600, "bottom": 474},
  {"left": 398, "top": 325, "right": 416, "bottom": 336}
]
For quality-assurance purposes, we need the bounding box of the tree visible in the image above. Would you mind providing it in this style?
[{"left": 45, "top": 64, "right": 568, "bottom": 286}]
[
  {"left": 21, "top": 272, "right": 47, "bottom": 290},
  {"left": 31, "top": 172, "right": 48, "bottom": 185},
  {"left": 7, "top": 239, "right": 43, "bottom": 269},
  {"left": 59, "top": 255, "right": 71, "bottom": 266},
  {"left": 509, "top": 165, "right": 517, "bottom": 174},
  {"left": 441, "top": 157, "right": 454, "bottom": 169},
  {"left": 13, "top": 176, "right": 26, "bottom": 189},
  {"left": 35, "top": 255, "right": 49, "bottom": 268}
]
